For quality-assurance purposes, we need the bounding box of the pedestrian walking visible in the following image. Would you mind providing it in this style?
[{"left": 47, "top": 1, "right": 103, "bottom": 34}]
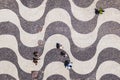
[
  {"left": 60, "top": 51, "right": 67, "bottom": 57},
  {"left": 33, "top": 52, "right": 40, "bottom": 65},
  {"left": 95, "top": 8, "right": 104, "bottom": 15},
  {"left": 64, "top": 60, "right": 72, "bottom": 70},
  {"left": 56, "top": 43, "right": 63, "bottom": 49}
]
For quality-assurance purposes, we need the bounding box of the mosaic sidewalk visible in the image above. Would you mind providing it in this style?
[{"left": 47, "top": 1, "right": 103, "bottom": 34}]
[{"left": 0, "top": 0, "right": 120, "bottom": 80}]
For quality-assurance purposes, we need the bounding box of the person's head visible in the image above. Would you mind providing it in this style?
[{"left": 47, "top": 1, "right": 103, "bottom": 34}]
[
  {"left": 33, "top": 52, "right": 39, "bottom": 57},
  {"left": 95, "top": 8, "right": 99, "bottom": 15},
  {"left": 33, "top": 59, "right": 38, "bottom": 64},
  {"left": 56, "top": 43, "right": 60, "bottom": 49},
  {"left": 60, "top": 51, "right": 65, "bottom": 55},
  {"left": 69, "top": 65, "right": 72, "bottom": 68}
]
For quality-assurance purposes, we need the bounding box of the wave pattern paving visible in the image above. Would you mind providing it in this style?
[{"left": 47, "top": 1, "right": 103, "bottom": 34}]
[{"left": 0, "top": 0, "right": 120, "bottom": 80}]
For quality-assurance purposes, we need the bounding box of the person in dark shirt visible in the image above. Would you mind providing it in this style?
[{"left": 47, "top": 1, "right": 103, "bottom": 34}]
[
  {"left": 60, "top": 51, "right": 68, "bottom": 57},
  {"left": 64, "top": 60, "right": 72, "bottom": 70},
  {"left": 95, "top": 8, "right": 104, "bottom": 15},
  {"left": 33, "top": 52, "right": 40, "bottom": 65},
  {"left": 56, "top": 43, "right": 63, "bottom": 49}
]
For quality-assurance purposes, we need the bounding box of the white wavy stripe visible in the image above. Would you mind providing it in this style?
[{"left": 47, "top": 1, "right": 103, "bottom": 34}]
[
  {"left": 96, "top": 61, "right": 120, "bottom": 80},
  {"left": 15, "top": 0, "right": 98, "bottom": 21},
  {"left": 0, "top": 61, "right": 19, "bottom": 80},
  {"left": 69, "top": 0, "right": 99, "bottom": 21},
  {"left": 41, "top": 34, "right": 120, "bottom": 74},
  {"left": 0, "top": 35, "right": 42, "bottom": 73},
  {"left": 16, "top": 0, "right": 47, "bottom": 21},
  {"left": 0, "top": 34, "right": 120, "bottom": 74},
  {"left": 42, "top": 62, "right": 70, "bottom": 80},
  {"left": 0, "top": 8, "right": 120, "bottom": 48}
]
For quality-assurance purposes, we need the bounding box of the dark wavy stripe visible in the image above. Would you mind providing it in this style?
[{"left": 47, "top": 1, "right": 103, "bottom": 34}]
[
  {"left": 0, "top": 74, "right": 16, "bottom": 80},
  {"left": 39, "top": 48, "right": 120, "bottom": 79},
  {"left": 0, "top": 22, "right": 43, "bottom": 60},
  {"left": 44, "top": 21, "right": 120, "bottom": 61},
  {"left": 20, "top": 0, "right": 43, "bottom": 8},
  {"left": 47, "top": 75, "right": 66, "bottom": 80},
  {"left": 43, "top": 21, "right": 95, "bottom": 61},
  {"left": 0, "top": 48, "right": 32, "bottom": 80},
  {"left": 0, "top": 0, "right": 120, "bottom": 80},
  {"left": 72, "top": 15, "right": 98, "bottom": 34},
  {"left": 101, "top": 74, "right": 120, "bottom": 80},
  {"left": 0, "top": 0, "right": 98, "bottom": 34},
  {"left": 0, "top": 21, "right": 120, "bottom": 61},
  {"left": 69, "top": 48, "right": 120, "bottom": 80},
  {"left": 0, "top": 0, "right": 44, "bottom": 33},
  {"left": 37, "top": 48, "right": 69, "bottom": 80},
  {"left": 72, "top": 21, "right": 120, "bottom": 61},
  {"left": 0, "top": 47, "right": 120, "bottom": 79},
  {"left": 45, "top": 0, "right": 98, "bottom": 34},
  {"left": 96, "top": 0, "right": 120, "bottom": 10},
  {"left": 0, "top": 0, "right": 119, "bottom": 34},
  {"left": 73, "top": 0, "right": 94, "bottom": 8},
  {"left": 39, "top": 48, "right": 69, "bottom": 71},
  {"left": 20, "top": 0, "right": 94, "bottom": 8},
  {"left": 0, "top": 48, "right": 67, "bottom": 80}
]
